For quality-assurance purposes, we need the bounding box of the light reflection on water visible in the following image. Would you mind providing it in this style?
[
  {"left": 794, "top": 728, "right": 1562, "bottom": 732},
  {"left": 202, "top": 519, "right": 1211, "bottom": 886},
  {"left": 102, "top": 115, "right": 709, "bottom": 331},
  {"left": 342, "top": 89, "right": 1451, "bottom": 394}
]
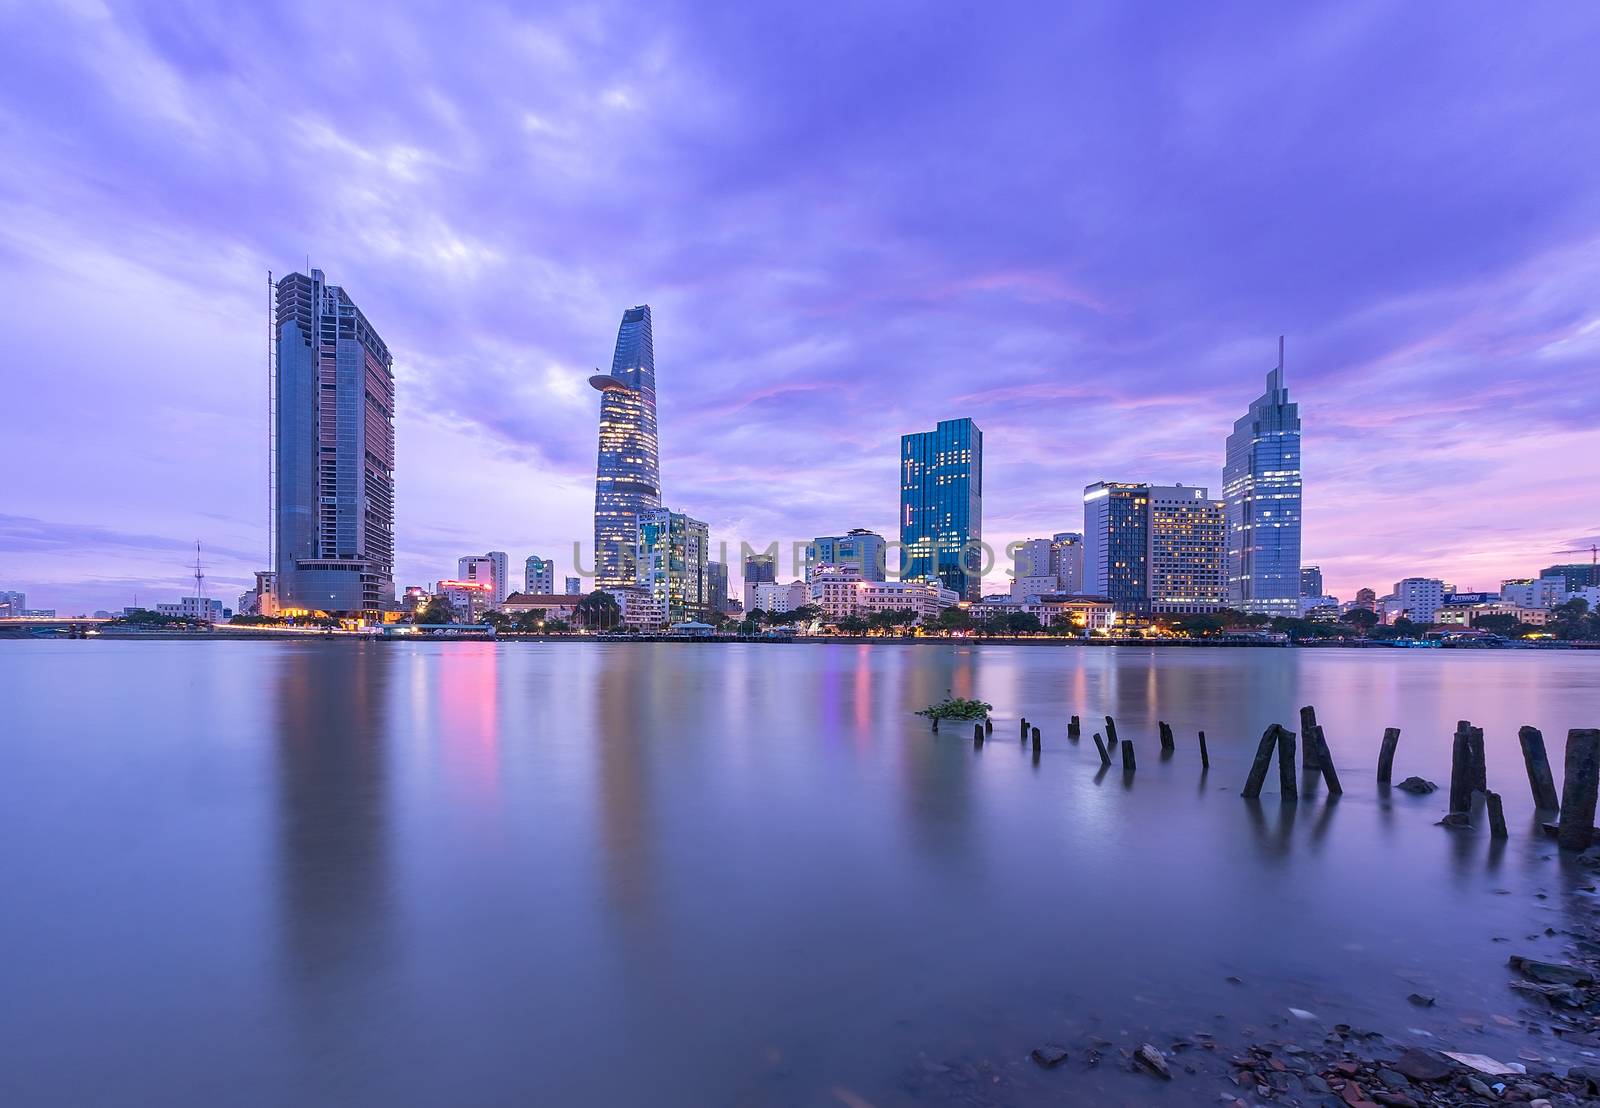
[{"left": 2, "top": 641, "right": 1598, "bottom": 1106}]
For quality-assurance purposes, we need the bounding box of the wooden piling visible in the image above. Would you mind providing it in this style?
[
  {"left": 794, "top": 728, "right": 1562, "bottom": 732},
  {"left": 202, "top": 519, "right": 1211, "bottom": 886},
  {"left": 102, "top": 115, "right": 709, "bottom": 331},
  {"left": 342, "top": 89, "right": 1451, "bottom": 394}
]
[
  {"left": 1377, "top": 727, "right": 1401, "bottom": 784},
  {"left": 1020, "top": 718, "right": 1028, "bottom": 738},
  {"left": 1032, "top": 728, "right": 1042, "bottom": 755},
  {"left": 1519, "top": 725, "right": 1560, "bottom": 811},
  {"left": 1485, "top": 790, "right": 1508, "bottom": 840},
  {"left": 1448, "top": 723, "right": 1473, "bottom": 815},
  {"left": 1197, "top": 730, "right": 1210, "bottom": 769},
  {"left": 1242, "top": 725, "right": 1279, "bottom": 799},
  {"left": 984, "top": 718, "right": 993, "bottom": 734},
  {"left": 1276, "top": 726, "right": 1298, "bottom": 801},
  {"left": 1466, "top": 724, "right": 1486, "bottom": 795},
  {"left": 973, "top": 723, "right": 983, "bottom": 743},
  {"left": 1558, "top": 729, "right": 1600, "bottom": 852},
  {"left": 1121, "top": 739, "right": 1136, "bottom": 773},
  {"left": 1068, "top": 715, "right": 1080, "bottom": 739},
  {"left": 1312, "top": 725, "right": 1343, "bottom": 796},
  {"left": 1299, "top": 706, "right": 1321, "bottom": 769},
  {"left": 932, "top": 717, "right": 940, "bottom": 734},
  {"left": 1159, "top": 721, "right": 1174, "bottom": 752},
  {"left": 1093, "top": 733, "right": 1111, "bottom": 767},
  {"left": 1104, "top": 716, "right": 1119, "bottom": 745}
]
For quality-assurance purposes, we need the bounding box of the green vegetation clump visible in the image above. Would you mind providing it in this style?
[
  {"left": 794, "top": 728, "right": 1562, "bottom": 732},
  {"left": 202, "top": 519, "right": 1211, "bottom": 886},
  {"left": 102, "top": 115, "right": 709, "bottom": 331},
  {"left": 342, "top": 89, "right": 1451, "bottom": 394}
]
[{"left": 916, "top": 696, "right": 993, "bottom": 721}]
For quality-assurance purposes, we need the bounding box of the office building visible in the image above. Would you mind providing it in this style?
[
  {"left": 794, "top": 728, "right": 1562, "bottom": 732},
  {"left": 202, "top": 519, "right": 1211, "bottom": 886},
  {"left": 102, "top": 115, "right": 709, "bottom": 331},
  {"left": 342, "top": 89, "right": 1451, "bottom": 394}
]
[
  {"left": 1012, "top": 538, "right": 1053, "bottom": 579},
  {"left": 1050, "top": 533, "right": 1084, "bottom": 593},
  {"left": 0, "top": 590, "right": 25, "bottom": 618},
  {"left": 525, "top": 555, "right": 555, "bottom": 596},
  {"left": 1500, "top": 576, "right": 1570, "bottom": 609},
  {"left": 272, "top": 269, "right": 396, "bottom": 616},
  {"left": 591, "top": 305, "right": 661, "bottom": 588},
  {"left": 706, "top": 560, "right": 729, "bottom": 614},
  {"left": 742, "top": 551, "right": 777, "bottom": 610},
  {"left": 749, "top": 580, "right": 809, "bottom": 614},
  {"left": 809, "top": 565, "right": 957, "bottom": 622},
  {"left": 806, "top": 529, "right": 887, "bottom": 581},
  {"left": 1300, "top": 566, "right": 1323, "bottom": 598},
  {"left": 636, "top": 507, "right": 710, "bottom": 624},
  {"left": 435, "top": 579, "right": 492, "bottom": 623},
  {"left": 1223, "top": 339, "right": 1302, "bottom": 617},
  {"left": 1353, "top": 587, "right": 1377, "bottom": 611},
  {"left": 1539, "top": 563, "right": 1599, "bottom": 592},
  {"left": 1385, "top": 577, "right": 1446, "bottom": 624},
  {"left": 1082, "top": 482, "right": 1149, "bottom": 611},
  {"left": 564, "top": 575, "right": 583, "bottom": 596},
  {"left": 900, "top": 418, "right": 983, "bottom": 600},
  {"left": 458, "top": 552, "right": 510, "bottom": 605}
]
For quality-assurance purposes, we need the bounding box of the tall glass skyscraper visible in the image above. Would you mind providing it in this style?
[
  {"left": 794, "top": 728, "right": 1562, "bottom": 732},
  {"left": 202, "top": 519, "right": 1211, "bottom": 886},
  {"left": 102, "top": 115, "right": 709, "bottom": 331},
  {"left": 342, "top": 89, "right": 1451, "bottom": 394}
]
[
  {"left": 590, "top": 306, "right": 661, "bottom": 588},
  {"left": 900, "top": 418, "right": 983, "bottom": 600},
  {"left": 1223, "top": 339, "right": 1302, "bottom": 616},
  {"left": 273, "top": 269, "right": 395, "bottom": 615}
]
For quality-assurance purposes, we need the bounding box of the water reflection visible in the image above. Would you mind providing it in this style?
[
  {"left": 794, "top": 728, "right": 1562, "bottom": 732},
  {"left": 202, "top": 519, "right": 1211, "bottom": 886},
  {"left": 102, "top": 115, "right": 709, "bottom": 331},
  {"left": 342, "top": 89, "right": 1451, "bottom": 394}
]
[{"left": 273, "top": 642, "right": 392, "bottom": 982}]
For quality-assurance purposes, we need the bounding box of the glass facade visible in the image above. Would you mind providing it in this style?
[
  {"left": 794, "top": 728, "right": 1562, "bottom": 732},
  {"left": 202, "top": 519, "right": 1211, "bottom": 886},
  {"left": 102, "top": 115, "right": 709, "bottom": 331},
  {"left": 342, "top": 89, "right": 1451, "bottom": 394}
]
[
  {"left": 273, "top": 270, "right": 395, "bottom": 615},
  {"left": 636, "top": 507, "right": 709, "bottom": 624},
  {"left": 900, "top": 419, "right": 983, "bottom": 600},
  {"left": 805, "top": 529, "right": 887, "bottom": 581},
  {"left": 1223, "top": 344, "right": 1302, "bottom": 616},
  {"left": 1082, "top": 482, "right": 1148, "bottom": 610},
  {"left": 591, "top": 306, "right": 661, "bottom": 589}
]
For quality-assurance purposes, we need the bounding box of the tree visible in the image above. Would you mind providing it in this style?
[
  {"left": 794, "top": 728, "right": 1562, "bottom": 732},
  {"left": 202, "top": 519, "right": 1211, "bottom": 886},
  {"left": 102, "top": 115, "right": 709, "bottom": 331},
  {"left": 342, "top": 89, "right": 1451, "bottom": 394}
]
[
  {"left": 545, "top": 618, "right": 572, "bottom": 634},
  {"left": 934, "top": 606, "right": 972, "bottom": 633},
  {"left": 514, "top": 610, "right": 545, "bottom": 633},
  {"left": 980, "top": 613, "right": 1011, "bottom": 636},
  {"left": 836, "top": 615, "right": 869, "bottom": 635},
  {"left": 1339, "top": 608, "right": 1379, "bottom": 632},
  {"left": 1552, "top": 598, "right": 1598, "bottom": 640},
  {"left": 574, "top": 591, "right": 622, "bottom": 631},
  {"left": 1169, "top": 612, "right": 1226, "bottom": 637},
  {"left": 1004, "top": 611, "right": 1042, "bottom": 634},
  {"left": 483, "top": 610, "right": 511, "bottom": 633},
  {"left": 417, "top": 596, "right": 458, "bottom": 624}
]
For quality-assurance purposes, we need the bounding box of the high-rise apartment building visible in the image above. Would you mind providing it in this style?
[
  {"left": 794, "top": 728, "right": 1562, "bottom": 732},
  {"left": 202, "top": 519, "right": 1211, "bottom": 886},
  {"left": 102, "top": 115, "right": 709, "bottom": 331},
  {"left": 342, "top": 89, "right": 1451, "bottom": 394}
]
[
  {"left": 1223, "top": 339, "right": 1302, "bottom": 617},
  {"left": 591, "top": 306, "right": 661, "bottom": 588},
  {"left": 272, "top": 269, "right": 395, "bottom": 615},
  {"left": 0, "top": 590, "right": 25, "bottom": 618},
  {"left": 636, "top": 507, "right": 710, "bottom": 624},
  {"left": 806, "top": 529, "right": 887, "bottom": 581},
  {"left": 457, "top": 552, "right": 509, "bottom": 605},
  {"left": 525, "top": 555, "right": 555, "bottom": 596},
  {"left": 1386, "top": 577, "right": 1446, "bottom": 625},
  {"left": 706, "top": 560, "right": 729, "bottom": 614},
  {"left": 900, "top": 418, "right": 983, "bottom": 600}
]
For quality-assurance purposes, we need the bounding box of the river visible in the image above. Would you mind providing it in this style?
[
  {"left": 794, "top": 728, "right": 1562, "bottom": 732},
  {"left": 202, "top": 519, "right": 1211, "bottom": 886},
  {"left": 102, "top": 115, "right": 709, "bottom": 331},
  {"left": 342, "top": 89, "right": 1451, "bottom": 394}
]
[{"left": 2, "top": 641, "right": 1597, "bottom": 1105}]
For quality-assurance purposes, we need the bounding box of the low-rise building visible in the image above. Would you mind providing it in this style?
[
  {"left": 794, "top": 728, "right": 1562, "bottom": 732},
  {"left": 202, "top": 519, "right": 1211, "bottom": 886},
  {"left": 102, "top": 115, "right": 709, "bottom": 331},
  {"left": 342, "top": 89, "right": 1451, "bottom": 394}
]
[
  {"left": 1035, "top": 595, "right": 1119, "bottom": 632},
  {"left": 1500, "top": 576, "right": 1570, "bottom": 609},
  {"left": 605, "top": 586, "right": 668, "bottom": 631},
  {"left": 809, "top": 566, "right": 956, "bottom": 622},
  {"left": 435, "top": 580, "right": 493, "bottom": 623},
  {"left": 500, "top": 592, "right": 585, "bottom": 621},
  {"left": 748, "top": 580, "right": 809, "bottom": 614},
  {"left": 155, "top": 597, "right": 229, "bottom": 622}
]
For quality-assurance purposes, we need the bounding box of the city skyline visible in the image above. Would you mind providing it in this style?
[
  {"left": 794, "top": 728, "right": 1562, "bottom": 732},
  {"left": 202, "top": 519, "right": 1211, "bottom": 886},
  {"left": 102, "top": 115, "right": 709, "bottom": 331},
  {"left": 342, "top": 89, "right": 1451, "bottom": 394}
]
[{"left": 4, "top": 3, "right": 1600, "bottom": 613}]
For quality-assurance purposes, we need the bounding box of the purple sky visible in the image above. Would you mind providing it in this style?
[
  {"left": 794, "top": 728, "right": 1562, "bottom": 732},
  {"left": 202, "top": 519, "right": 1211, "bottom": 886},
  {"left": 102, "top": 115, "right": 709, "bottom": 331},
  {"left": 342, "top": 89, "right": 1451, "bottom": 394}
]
[{"left": 4, "top": 2, "right": 1599, "bottom": 613}]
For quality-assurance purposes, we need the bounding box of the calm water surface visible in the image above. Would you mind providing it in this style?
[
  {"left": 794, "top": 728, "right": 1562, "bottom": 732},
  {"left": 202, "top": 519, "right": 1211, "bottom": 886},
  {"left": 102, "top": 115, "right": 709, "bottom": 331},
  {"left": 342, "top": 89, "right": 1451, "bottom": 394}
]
[{"left": 3, "top": 641, "right": 1599, "bottom": 1105}]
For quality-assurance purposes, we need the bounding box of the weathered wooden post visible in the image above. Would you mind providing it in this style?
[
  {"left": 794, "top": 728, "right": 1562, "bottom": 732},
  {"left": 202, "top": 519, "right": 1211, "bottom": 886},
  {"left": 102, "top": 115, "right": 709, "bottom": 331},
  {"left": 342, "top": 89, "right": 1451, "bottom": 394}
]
[
  {"left": 973, "top": 723, "right": 983, "bottom": 743},
  {"left": 1519, "top": 725, "right": 1560, "bottom": 811},
  {"left": 1093, "top": 733, "right": 1111, "bottom": 767},
  {"left": 1242, "top": 725, "right": 1279, "bottom": 799},
  {"left": 1299, "top": 706, "right": 1321, "bottom": 769},
  {"left": 1485, "top": 790, "right": 1508, "bottom": 839},
  {"left": 1104, "top": 715, "right": 1119, "bottom": 745},
  {"left": 984, "top": 718, "right": 993, "bottom": 735},
  {"left": 1558, "top": 729, "right": 1600, "bottom": 852},
  {"left": 1020, "top": 717, "right": 1028, "bottom": 739},
  {"left": 1276, "top": 726, "right": 1298, "bottom": 801},
  {"left": 1377, "top": 727, "right": 1401, "bottom": 784},
  {"left": 1068, "top": 715, "right": 1080, "bottom": 739},
  {"left": 1466, "top": 724, "right": 1487, "bottom": 795},
  {"left": 1448, "top": 722, "right": 1473, "bottom": 817},
  {"left": 1159, "top": 721, "right": 1174, "bottom": 752},
  {"left": 1121, "top": 739, "right": 1136, "bottom": 773},
  {"left": 1312, "top": 725, "right": 1343, "bottom": 795},
  {"left": 1032, "top": 728, "right": 1042, "bottom": 755},
  {"left": 1197, "top": 730, "right": 1210, "bottom": 769},
  {"left": 932, "top": 717, "right": 940, "bottom": 734}
]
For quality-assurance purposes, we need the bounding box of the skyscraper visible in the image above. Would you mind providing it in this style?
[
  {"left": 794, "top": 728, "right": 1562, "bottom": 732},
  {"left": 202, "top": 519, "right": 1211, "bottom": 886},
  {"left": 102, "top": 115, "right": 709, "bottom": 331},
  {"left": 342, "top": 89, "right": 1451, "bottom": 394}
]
[
  {"left": 591, "top": 306, "right": 661, "bottom": 589},
  {"left": 705, "top": 560, "right": 729, "bottom": 614},
  {"left": 1050, "top": 533, "right": 1084, "bottom": 593},
  {"left": 1083, "top": 482, "right": 1149, "bottom": 610},
  {"left": 1223, "top": 339, "right": 1302, "bottom": 617},
  {"left": 900, "top": 418, "right": 983, "bottom": 600},
  {"left": 1300, "top": 565, "right": 1323, "bottom": 598},
  {"left": 525, "top": 555, "right": 555, "bottom": 595},
  {"left": 273, "top": 269, "right": 395, "bottom": 615}
]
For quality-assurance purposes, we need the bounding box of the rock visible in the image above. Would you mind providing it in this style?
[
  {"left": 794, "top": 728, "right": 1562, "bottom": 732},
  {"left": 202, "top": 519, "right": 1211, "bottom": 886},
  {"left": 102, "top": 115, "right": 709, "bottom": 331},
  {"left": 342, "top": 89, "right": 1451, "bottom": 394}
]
[
  {"left": 1529, "top": 1100, "right": 1552, "bottom": 1108},
  {"left": 1509, "top": 955, "right": 1595, "bottom": 986},
  {"left": 1465, "top": 1076, "right": 1494, "bottom": 1098},
  {"left": 1373, "top": 1092, "right": 1417, "bottom": 1108},
  {"left": 1029, "top": 1044, "right": 1068, "bottom": 1068},
  {"left": 1393, "top": 1047, "right": 1454, "bottom": 1083},
  {"left": 1303, "top": 1074, "right": 1331, "bottom": 1094},
  {"left": 1569, "top": 1065, "right": 1600, "bottom": 1095},
  {"left": 1134, "top": 1043, "right": 1171, "bottom": 1080},
  {"left": 1288, "top": 1007, "right": 1318, "bottom": 1021},
  {"left": 1442, "top": 1051, "right": 1520, "bottom": 1077},
  {"left": 1436, "top": 812, "right": 1472, "bottom": 828},
  {"left": 1340, "top": 1080, "right": 1374, "bottom": 1106},
  {"left": 1395, "top": 777, "right": 1436, "bottom": 794},
  {"left": 1376, "top": 1068, "right": 1409, "bottom": 1088},
  {"left": 1509, "top": 981, "right": 1585, "bottom": 1008},
  {"left": 1406, "top": 993, "right": 1435, "bottom": 1007}
]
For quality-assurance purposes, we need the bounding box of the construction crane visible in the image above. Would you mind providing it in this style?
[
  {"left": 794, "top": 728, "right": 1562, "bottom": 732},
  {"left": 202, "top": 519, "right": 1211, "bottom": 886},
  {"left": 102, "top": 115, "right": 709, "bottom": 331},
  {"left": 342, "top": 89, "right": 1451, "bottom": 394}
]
[{"left": 1549, "top": 544, "right": 1599, "bottom": 567}]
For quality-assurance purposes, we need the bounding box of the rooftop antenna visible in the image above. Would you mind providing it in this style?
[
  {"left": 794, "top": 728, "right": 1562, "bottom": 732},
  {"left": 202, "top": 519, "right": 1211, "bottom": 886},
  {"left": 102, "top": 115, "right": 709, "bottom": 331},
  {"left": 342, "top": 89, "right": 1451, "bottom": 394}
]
[
  {"left": 194, "top": 541, "right": 205, "bottom": 603},
  {"left": 1268, "top": 334, "right": 1286, "bottom": 392}
]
